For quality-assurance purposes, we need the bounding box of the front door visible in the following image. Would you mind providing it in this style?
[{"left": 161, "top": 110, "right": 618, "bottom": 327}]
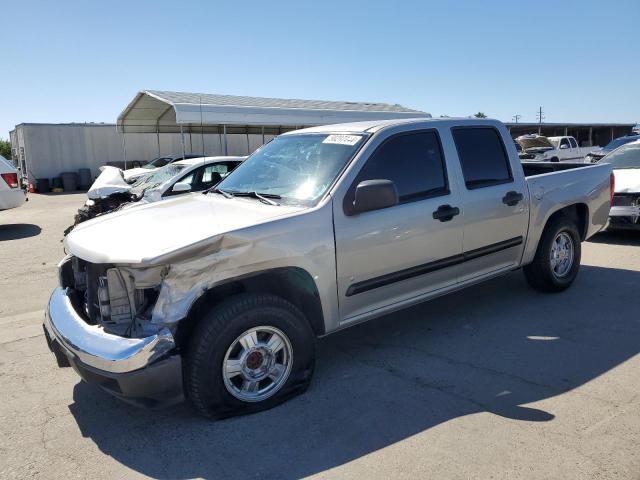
[{"left": 333, "top": 129, "right": 464, "bottom": 322}]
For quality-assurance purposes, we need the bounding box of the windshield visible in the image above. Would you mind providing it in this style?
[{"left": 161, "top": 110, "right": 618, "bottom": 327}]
[
  {"left": 602, "top": 142, "right": 640, "bottom": 169},
  {"left": 604, "top": 136, "right": 640, "bottom": 152},
  {"left": 130, "top": 164, "right": 187, "bottom": 194},
  {"left": 143, "top": 157, "right": 171, "bottom": 169},
  {"left": 215, "top": 133, "right": 367, "bottom": 206}
]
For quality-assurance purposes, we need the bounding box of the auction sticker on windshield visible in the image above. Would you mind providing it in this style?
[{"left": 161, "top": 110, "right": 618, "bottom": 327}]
[{"left": 322, "top": 134, "right": 362, "bottom": 146}]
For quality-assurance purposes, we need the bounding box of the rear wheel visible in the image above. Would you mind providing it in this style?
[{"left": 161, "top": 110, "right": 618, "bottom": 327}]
[
  {"left": 550, "top": 157, "right": 560, "bottom": 163},
  {"left": 523, "top": 216, "right": 581, "bottom": 292},
  {"left": 185, "top": 293, "right": 315, "bottom": 419}
]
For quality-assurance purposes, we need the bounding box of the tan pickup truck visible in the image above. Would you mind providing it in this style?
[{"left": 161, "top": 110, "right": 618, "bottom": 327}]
[{"left": 44, "top": 118, "right": 613, "bottom": 418}]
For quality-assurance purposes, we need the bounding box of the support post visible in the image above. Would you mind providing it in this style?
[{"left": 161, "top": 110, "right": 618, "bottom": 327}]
[
  {"left": 223, "top": 124, "right": 228, "bottom": 155},
  {"left": 156, "top": 127, "right": 161, "bottom": 156},
  {"left": 588, "top": 127, "right": 593, "bottom": 147},
  {"left": 180, "top": 125, "right": 186, "bottom": 160},
  {"left": 121, "top": 130, "right": 128, "bottom": 170}
]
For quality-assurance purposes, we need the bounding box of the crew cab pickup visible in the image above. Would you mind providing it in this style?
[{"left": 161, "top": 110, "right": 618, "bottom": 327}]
[{"left": 44, "top": 118, "right": 614, "bottom": 418}]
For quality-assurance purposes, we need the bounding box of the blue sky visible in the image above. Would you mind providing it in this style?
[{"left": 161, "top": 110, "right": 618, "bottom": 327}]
[{"left": 1, "top": 0, "right": 638, "bottom": 138}]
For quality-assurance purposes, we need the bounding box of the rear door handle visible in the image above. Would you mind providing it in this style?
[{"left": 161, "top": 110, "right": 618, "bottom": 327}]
[
  {"left": 502, "top": 191, "right": 524, "bottom": 206},
  {"left": 432, "top": 204, "right": 460, "bottom": 222}
]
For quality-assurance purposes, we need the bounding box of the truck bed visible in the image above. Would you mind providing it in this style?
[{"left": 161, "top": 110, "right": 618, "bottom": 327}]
[{"left": 522, "top": 161, "right": 591, "bottom": 177}]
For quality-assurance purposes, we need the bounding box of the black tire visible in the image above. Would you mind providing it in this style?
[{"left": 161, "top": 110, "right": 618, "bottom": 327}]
[
  {"left": 184, "top": 293, "right": 315, "bottom": 419},
  {"left": 550, "top": 157, "right": 560, "bottom": 163},
  {"left": 523, "top": 216, "right": 581, "bottom": 292}
]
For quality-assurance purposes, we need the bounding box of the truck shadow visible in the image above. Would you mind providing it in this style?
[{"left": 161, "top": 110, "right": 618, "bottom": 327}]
[
  {"left": 588, "top": 230, "right": 640, "bottom": 246},
  {"left": 68, "top": 264, "right": 639, "bottom": 479}
]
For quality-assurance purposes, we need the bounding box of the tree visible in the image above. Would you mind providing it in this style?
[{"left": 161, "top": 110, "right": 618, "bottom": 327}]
[
  {"left": 474, "top": 112, "right": 487, "bottom": 118},
  {"left": 0, "top": 139, "right": 10, "bottom": 159}
]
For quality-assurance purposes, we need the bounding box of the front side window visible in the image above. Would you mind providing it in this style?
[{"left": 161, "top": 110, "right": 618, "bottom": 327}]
[
  {"left": 560, "top": 138, "right": 570, "bottom": 148},
  {"left": 453, "top": 128, "right": 512, "bottom": 189},
  {"left": 351, "top": 131, "right": 448, "bottom": 204},
  {"left": 216, "top": 134, "right": 367, "bottom": 206}
]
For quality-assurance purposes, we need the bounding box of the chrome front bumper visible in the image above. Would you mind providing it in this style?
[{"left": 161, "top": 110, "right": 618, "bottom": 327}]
[{"left": 44, "top": 287, "right": 175, "bottom": 374}]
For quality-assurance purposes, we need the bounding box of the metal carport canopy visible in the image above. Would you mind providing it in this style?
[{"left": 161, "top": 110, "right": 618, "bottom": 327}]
[{"left": 117, "top": 90, "right": 431, "bottom": 133}]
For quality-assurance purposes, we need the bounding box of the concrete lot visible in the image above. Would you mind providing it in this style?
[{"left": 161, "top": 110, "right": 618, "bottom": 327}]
[{"left": 1, "top": 193, "right": 639, "bottom": 480}]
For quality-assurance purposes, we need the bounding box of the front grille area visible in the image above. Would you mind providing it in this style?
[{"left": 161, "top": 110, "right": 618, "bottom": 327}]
[{"left": 61, "top": 256, "right": 159, "bottom": 336}]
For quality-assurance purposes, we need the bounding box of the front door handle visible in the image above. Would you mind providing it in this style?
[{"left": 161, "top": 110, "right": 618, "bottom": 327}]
[
  {"left": 432, "top": 204, "right": 460, "bottom": 222},
  {"left": 502, "top": 191, "right": 524, "bottom": 206}
]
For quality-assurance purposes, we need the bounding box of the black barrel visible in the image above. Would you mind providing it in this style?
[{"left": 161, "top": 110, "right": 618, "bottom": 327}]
[
  {"left": 78, "top": 168, "right": 92, "bottom": 189},
  {"left": 36, "top": 178, "right": 50, "bottom": 193},
  {"left": 61, "top": 172, "right": 79, "bottom": 192}
]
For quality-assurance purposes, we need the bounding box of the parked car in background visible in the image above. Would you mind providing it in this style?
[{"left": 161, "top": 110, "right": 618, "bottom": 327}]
[
  {"left": 44, "top": 118, "right": 613, "bottom": 418},
  {"left": 599, "top": 140, "right": 640, "bottom": 230},
  {"left": 68, "top": 156, "right": 244, "bottom": 231},
  {"left": 0, "top": 154, "right": 27, "bottom": 211},
  {"left": 585, "top": 134, "right": 640, "bottom": 163},
  {"left": 516, "top": 135, "right": 591, "bottom": 162},
  {"left": 122, "top": 153, "right": 204, "bottom": 183}
]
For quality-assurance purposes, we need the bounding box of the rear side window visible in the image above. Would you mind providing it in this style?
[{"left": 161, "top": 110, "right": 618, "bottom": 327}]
[
  {"left": 353, "top": 131, "right": 448, "bottom": 203},
  {"left": 452, "top": 128, "right": 512, "bottom": 189},
  {"left": 569, "top": 138, "right": 578, "bottom": 148}
]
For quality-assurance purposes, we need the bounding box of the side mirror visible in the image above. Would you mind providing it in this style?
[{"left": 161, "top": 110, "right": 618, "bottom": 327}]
[
  {"left": 350, "top": 179, "right": 399, "bottom": 215},
  {"left": 559, "top": 144, "right": 569, "bottom": 149},
  {"left": 172, "top": 182, "right": 192, "bottom": 193}
]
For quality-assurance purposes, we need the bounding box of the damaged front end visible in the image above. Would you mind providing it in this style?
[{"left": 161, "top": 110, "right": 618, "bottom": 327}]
[
  {"left": 65, "top": 165, "right": 143, "bottom": 235},
  {"left": 44, "top": 256, "right": 183, "bottom": 407},
  {"left": 65, "top": 192, "right": 139, "bottom": 235}
]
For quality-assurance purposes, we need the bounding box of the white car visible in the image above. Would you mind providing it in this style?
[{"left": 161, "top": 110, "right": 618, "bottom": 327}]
[
  {"left": 71, "top": 156, "right": 245, "bottom": 228},
  {"left": 603, "top": 140, "right": 640, "bottom": 230},
  {"left": 0, "top": 154, "right": 26, "bottom": 211}
]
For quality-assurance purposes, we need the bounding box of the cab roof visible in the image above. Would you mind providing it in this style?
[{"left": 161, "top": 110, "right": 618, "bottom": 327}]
[{"left": 282, "top": 117, "right": 504, "bottom": 135}]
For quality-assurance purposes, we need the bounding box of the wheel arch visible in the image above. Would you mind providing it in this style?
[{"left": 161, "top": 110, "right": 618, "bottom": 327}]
[
  {"left": 544, "top": 203, "right": 589, "bottom": 241},
  {"left": 174, "top": 267, "right": 326, "bottom": 350}
]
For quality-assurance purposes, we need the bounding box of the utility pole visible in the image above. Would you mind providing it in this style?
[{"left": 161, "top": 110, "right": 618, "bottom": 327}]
[
  {"left": 536, "top": 106, "right": 545, "bottom": 134},
  {"left": 512, "top": 114, "right": 521, "bottom": 123}
]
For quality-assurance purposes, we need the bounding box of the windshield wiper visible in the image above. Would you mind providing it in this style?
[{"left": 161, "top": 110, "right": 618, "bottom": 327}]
[
  {"left": 232, "top": 191, "right": 281, "bottom": 206},
  {"left": 208, "top": 187, "right": 234, "bottom": 198}
]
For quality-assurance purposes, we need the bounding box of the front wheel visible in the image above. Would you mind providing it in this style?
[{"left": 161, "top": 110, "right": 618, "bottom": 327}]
[
  {"left": 523, "top": 216, "right": 581, "bottom": 292},
  {"left": 185, "top": 293, "right": 315, "bottom": 419}
]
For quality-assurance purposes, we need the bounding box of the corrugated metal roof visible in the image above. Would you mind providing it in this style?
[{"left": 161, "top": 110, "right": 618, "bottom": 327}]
[
  {"left": 145, "top": 90, "right": 422, "bottom": 113},
  {"left": 117, "top": 90, "right": 430, "bottom": 133}
]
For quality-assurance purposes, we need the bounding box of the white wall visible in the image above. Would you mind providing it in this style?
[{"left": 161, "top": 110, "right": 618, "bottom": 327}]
[{"left": 15, "top": 125, "right": 266, "bottom": 182}]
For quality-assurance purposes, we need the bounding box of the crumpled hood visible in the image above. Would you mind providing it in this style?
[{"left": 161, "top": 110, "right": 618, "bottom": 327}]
[
  {"left": 123, "top": 167, "right": 154, "bottom": 181},
  {"left": 87, "top": 167, "right": 131, "bottom": 199},
  {"left": 65, "top": 193, "right": 304, "bottom": 265},
  {"left": 614, "top": 168, "right": 640, "bottom": 194}
]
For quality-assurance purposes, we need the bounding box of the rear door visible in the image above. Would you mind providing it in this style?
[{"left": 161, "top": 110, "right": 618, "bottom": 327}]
[
  {"left": 333, "top": 128, "right": 464, "bottom": 322},
  {"left": 450, "top": 126, "right": 529, "bottom": 282}
]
